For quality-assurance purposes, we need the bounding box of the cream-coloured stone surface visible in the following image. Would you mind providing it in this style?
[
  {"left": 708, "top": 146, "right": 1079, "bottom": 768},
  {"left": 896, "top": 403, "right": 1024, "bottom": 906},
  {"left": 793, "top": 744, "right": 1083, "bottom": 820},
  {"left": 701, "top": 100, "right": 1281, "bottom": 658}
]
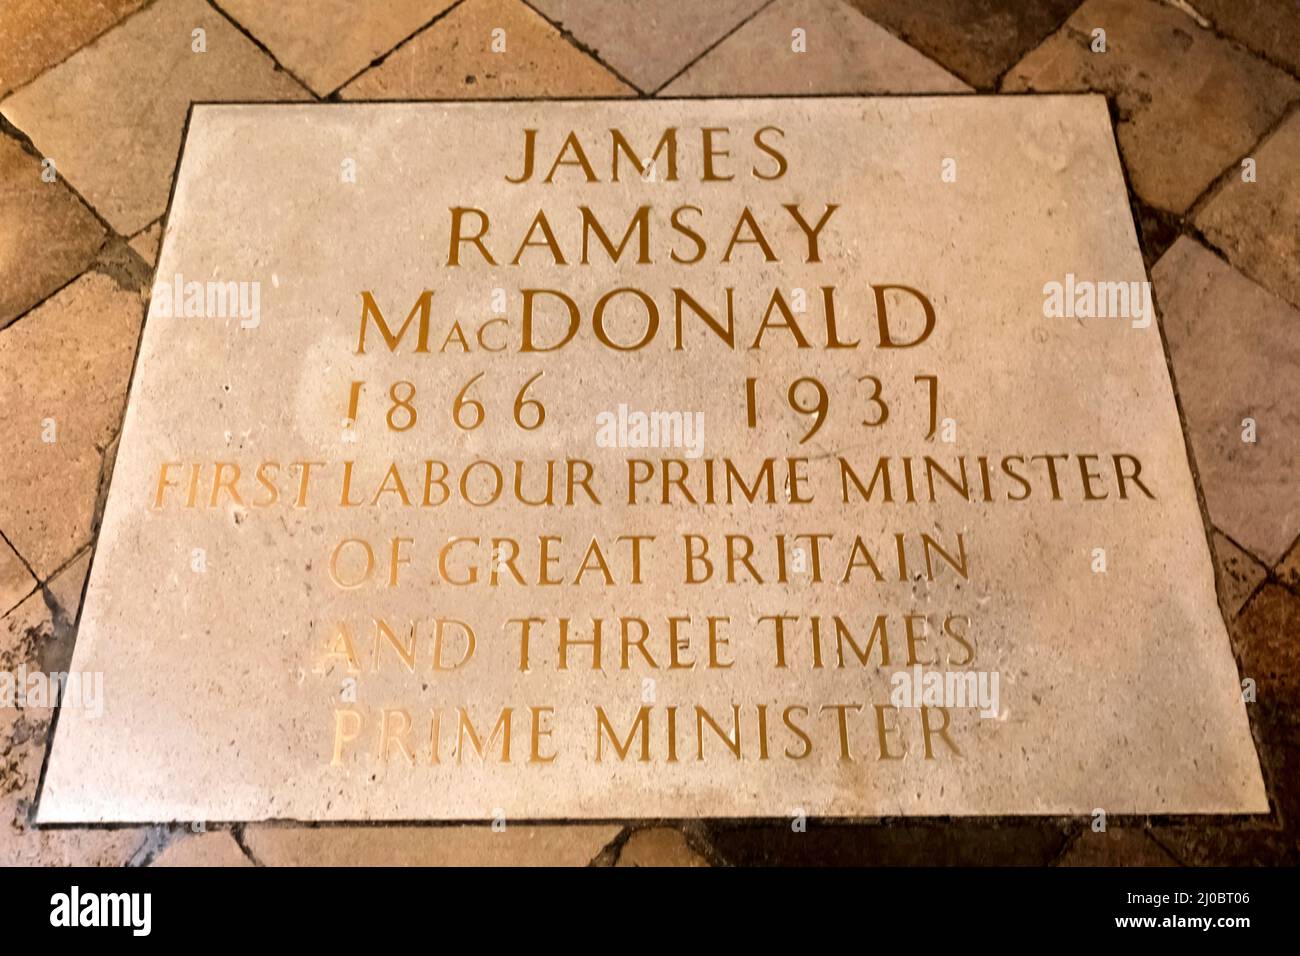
[{"left": 39, "top": 98, "right": 1266, "bottom": 821}]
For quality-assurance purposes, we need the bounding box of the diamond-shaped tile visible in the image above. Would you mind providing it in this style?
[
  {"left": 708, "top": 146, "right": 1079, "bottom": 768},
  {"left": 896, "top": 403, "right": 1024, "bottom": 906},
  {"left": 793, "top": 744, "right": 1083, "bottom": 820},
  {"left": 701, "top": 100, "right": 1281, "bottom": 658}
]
[
  {"left": 1196, "top": 109, "right": 1300, "bottom": 313},
  {"left": 662, "top": 0, "right": 969, "bottom": 95},
  {"left": 0, "top": 132, "right": 105, "bottom": 330},
  {"left": 217, "top": 0, "right": 458, "bottom": 96},
  {"left": 1212, "top": 530, "right": 1267, "bottom": 621},
  {"left": 1003, "top": 0, "right": 1300, "bottom": 214},
  {"left": 341, "top": 0, "right": 633, "bottom": 100},
  {"left": 528, "top": 0, "right": 768, "bottom": 92},
  {"left": 0, "top": 553, "right": 146, "bottom": 865},
  {"left": 1153, "top": 237, "right": 1300, "bottom": 565},
  {"left": 0, "top": 0, "right": 309, "bottom": 236},
  {"left": 848, "top": 0, "right": 1083, "bottom": 89},
  {"left": 0, "top": 271, "right": 143, "bottom": 579},
  {"left": 0, "top": 536, "right": 35, "bottom": 617},
  {"left": 0, "top": 0, "right": 147, "bottom": 98},
  {"left": 151, "top": 830, "right": 253, "bottom": 866},
  {"left": 1195, "top": 0, "right": 1300, "bottom": 75}
]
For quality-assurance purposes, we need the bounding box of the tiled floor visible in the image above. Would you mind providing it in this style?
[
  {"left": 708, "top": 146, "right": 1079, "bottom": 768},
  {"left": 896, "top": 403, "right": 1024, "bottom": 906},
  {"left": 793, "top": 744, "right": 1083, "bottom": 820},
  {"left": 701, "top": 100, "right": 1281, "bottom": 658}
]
[{"left": 1, "top": 0, "right": 1296, "bottom": 866}]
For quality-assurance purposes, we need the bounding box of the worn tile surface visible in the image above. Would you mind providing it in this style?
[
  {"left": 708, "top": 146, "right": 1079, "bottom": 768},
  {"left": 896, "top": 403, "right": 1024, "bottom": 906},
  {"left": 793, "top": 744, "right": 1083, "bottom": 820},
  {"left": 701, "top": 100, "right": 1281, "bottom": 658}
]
[
  {"left": 341, "top": 0, "right": 633, "bottom": 100},
  {"left": 662, "top": 0, "right": 969, "bottom": 96},
  {"left": 1003, "top": 0, "right": 1300, "bottom": 214},
  {"left": 616, "top": 827, "right": 709, "bottom": 866},
  {"left": 528, "top": 0, "right": 768, "bottom": 92},
  {"left": 151, "top": 829, "right": 253, "bottom": 865},
  {"left": 1, "top": 552, "right": 146, "bottom": 865},
  {"left": 1057, "top": 828, "right": 1176, "bottom": 866},
  {"left": 0, "top": 0, "right": 148, "bottom": 98},
  {"left": 0, "top": 0, "right": 309, "bottom": 236},
  {"left": 1194, "top": 0, "right": 1300, "bottom": 76},
  {"left": 1212, "top": 530, "right": 1267, "bottom": 622},
  {"left": 36, "top": 98, "right": 1265, "bottom": 822},
  {"left": 0, "top": 132, "right": 106, "bottom": 330},
  {"left": 0, "top": 272, "right": 144, "bottom": 579},
  {"left": 243, "top": 824, "right": 619, "bottom": 865},
  {"left": 1196, "top": 109, "right": 1300, "bottom": 312},
  {"left": 217, "top": 0, "right": 459, "bottom": 96},
  {"left": 128, "top": 221, "right": 163, "bottom": 267},
  {"left": 848, "top": 0, "right": 1083, "bottom": 89},
  {"left": 0, "top": 538, "right": 35, "bottom": 617},
  {"left": 1154, "top": 238, "right": 1300, "bottom": 565}
]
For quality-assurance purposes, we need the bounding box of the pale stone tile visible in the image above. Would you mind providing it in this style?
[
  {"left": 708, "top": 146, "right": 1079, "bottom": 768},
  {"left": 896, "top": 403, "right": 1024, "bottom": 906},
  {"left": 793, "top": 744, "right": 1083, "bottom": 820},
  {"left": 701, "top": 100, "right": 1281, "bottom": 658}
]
[
  {"left": 217, "top": 0, "right": 459, "bottom": 96},
  {"left": 0, "top": 0, "right": 147, "bottom": 98},
  {"left": 616, "top": 827, "right": 710, "bottom": 867},
  {"left": 1194, "top": 0, "right": 1300, "bottom": 75},
  {"left": 0, "top": 0, "right": 309, "bottom": 236},
  {"left": 152, "top": 830, "right": 253, "bottom": 866},
  {"left": 1211, "top": 530, "right": 1267, "bottom": 621},
  {"left": 1154, "top": 237, "right": 1300, "bottom": 564},
  {"left": 1003, "top": 0, "right": 1300, "bottom": 214},
  {"left": 0, "top": 272, "right": 143, "bottom": 579},
  {"left": 663, "top": 0, "right": 968, "bottom": 96},
  {"left": 529, "top": 0, "right": 768, "bottom": 92},
  {"left": 847, "top": 0, "right": 1083, "bottom": 89},
  {"left": 128, "top": 220, "right": 162, "bottom": 266},
  {"left": 0, "top": 538, "right": 35, "bottom": 617},
  {"left": 1196, "top": 110, "right": 1300, "bottom": 312},
  {"left": 0, "top": 132, "right": 105, "bottom": 330},
  {"left": 0, "top": 557, "right": 143, "bottom": 866},
  {"left": 244, "top": 825, "right": 620, "bottom": 866},
  {"left": 1231, "top": 584, "right": 1300, "bottom": 733},
  {"left": 341, "top": 0, "right": 633, "bottom": 99}
]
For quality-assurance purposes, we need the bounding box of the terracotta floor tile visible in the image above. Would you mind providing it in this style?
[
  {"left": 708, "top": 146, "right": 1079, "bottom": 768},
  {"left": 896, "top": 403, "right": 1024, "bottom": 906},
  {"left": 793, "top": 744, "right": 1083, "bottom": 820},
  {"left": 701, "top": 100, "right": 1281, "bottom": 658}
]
[{"left": 662, "top": 0, "right": 969, "bottom": 95}]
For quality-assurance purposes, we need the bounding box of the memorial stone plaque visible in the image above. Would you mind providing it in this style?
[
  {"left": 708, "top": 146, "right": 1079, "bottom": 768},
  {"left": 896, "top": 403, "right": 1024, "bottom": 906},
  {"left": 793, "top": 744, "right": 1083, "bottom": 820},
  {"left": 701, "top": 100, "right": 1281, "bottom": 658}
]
[{"left": 38, "top": 97, "right": 1267, "bottom": 821}]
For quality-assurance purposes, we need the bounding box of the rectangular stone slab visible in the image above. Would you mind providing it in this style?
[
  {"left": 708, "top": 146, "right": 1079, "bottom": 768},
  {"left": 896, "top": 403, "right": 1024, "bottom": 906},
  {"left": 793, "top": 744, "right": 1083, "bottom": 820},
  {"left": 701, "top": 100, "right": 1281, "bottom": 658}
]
[{"left": 38, "top": 97, "right": 1267, "bottom": 821}]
